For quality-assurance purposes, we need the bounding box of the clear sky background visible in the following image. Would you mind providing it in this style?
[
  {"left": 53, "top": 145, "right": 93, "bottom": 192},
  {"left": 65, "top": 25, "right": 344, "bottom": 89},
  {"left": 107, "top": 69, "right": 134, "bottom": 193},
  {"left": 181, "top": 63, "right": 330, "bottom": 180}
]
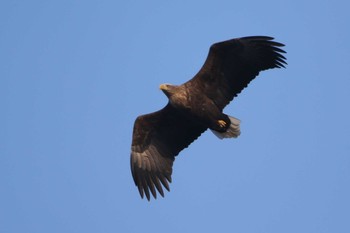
[{"left": 1, "top": 1, "right": 350, "bottom": 233}]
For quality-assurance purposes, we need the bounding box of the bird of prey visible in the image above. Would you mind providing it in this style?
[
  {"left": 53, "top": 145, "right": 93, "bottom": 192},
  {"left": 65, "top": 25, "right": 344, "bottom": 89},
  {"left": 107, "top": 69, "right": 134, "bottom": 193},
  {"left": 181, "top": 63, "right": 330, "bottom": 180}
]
[{"left": 130, "top": 36, "right": 287, "bottom": 200}]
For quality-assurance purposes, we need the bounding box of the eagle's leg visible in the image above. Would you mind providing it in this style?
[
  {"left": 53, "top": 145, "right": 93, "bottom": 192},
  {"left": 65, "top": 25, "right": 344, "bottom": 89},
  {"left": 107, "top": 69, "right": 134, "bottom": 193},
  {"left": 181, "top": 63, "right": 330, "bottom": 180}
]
[
  {"left": 209, "top": 114, "right": 230, "bottom": 132},
  {"left": 217, "top": 119, "right": 227, "bottom": 128},
  {"left": 210, "top": 114, "right": 241, "bottom": 139}
]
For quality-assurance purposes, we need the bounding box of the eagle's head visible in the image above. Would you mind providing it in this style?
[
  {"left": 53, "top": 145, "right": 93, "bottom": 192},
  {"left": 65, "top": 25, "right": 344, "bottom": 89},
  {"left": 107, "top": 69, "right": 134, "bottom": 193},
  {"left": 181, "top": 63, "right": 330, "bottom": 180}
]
[
  {"left": 159, "top": 83, "right": 177, "bottom": 98},
  {"left": 159, "top": 83, "right": 187, "bottom": 107}
]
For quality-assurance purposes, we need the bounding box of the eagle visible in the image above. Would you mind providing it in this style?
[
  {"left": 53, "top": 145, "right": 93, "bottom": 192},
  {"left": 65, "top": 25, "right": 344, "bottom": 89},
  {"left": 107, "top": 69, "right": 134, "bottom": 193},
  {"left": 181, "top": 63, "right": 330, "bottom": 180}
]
[{"left": 130, "top": 36, "right": 287, "bottom": 200}]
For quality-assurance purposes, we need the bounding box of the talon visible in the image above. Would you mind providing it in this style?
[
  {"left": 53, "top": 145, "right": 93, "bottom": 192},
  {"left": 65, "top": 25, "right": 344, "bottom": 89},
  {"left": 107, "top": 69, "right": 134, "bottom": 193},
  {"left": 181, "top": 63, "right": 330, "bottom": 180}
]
[{"left": 218, "top": 120, "right": 226, "bottom": 128}]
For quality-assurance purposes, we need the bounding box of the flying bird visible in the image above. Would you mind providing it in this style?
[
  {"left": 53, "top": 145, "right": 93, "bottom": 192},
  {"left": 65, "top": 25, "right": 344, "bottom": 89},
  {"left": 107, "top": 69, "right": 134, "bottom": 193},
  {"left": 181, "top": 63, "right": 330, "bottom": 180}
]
[{"left": 130, "top": 36, "right": 287, "bottom": 200}]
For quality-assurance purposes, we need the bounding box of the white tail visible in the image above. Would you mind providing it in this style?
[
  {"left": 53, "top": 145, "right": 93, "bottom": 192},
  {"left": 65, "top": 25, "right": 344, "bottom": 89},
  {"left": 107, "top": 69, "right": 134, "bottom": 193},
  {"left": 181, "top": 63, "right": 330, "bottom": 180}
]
[{"left": 211, "top": 116, "right": 241, "bottom": 139}]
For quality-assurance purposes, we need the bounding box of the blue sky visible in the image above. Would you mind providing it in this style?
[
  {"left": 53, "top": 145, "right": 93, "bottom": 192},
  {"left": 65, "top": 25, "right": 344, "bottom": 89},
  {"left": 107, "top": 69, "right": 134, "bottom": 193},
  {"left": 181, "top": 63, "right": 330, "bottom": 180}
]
[{"left": 1, "top": 1, "right": 350, "bottom": 232}]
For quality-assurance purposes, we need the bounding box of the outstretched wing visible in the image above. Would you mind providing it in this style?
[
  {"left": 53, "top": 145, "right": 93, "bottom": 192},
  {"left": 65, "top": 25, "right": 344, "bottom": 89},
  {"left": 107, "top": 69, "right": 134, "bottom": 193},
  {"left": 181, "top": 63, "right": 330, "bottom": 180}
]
[
  {"left": 184, "top": 36, "right": 287, "bottom": 110},
  {"left": 130, "top": 104, "right": 207, "bottom": 200}
]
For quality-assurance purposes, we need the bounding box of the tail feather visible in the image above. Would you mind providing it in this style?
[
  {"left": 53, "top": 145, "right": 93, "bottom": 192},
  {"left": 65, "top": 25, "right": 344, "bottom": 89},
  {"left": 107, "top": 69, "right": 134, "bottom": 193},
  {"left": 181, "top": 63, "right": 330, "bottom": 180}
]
[{"left": 211, "top": 116, "right": 241, "bottom": 139}]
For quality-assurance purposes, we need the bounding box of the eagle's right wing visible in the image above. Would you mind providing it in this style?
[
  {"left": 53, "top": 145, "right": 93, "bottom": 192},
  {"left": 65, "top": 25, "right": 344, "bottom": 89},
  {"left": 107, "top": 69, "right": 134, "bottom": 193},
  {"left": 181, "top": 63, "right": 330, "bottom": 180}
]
[{"left": 131, "top": 104, "right": 207, "bottom": 200}]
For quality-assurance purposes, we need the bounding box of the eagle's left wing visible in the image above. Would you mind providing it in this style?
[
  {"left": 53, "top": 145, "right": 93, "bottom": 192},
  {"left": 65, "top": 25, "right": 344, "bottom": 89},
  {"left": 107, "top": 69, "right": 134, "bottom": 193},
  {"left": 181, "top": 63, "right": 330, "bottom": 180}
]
[{"left": 184, "top": 36, "right": 287, "bottom": 110}]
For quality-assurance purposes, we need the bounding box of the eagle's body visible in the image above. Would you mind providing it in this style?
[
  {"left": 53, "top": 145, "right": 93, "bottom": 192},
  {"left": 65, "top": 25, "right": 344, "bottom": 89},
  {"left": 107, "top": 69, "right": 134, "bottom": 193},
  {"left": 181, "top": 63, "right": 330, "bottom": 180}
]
[
  {"left": 130, "top": 36, "right": 287, "bottom": 200},
  {"left": 160, "top": 83, "right": 232, "bottom": 134}
]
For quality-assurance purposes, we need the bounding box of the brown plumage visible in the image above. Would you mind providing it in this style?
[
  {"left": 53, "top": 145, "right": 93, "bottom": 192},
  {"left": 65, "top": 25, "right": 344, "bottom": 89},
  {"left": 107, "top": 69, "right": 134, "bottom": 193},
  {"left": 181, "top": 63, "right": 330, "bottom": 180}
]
[{"left": 130, "top": 36, "right": 287, "bottom": 200}]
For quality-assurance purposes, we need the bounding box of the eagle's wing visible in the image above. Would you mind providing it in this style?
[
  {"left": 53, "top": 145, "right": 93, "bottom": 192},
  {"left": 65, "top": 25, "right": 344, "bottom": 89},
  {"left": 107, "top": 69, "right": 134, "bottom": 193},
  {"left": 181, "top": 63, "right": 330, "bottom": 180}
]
[
  {"left": 184, "top": 36, "right": 287, "bottom": 110},
  {"left": 130, "top": 104, "right": 207, "bottom": 200}
]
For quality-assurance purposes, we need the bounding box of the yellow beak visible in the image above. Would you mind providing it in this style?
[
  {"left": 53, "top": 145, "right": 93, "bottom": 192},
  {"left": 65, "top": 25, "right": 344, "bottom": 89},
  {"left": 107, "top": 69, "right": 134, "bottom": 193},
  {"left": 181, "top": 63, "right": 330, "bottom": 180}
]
[{"left": 159, "top": 84, "right": 167, "bottom": 90}]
